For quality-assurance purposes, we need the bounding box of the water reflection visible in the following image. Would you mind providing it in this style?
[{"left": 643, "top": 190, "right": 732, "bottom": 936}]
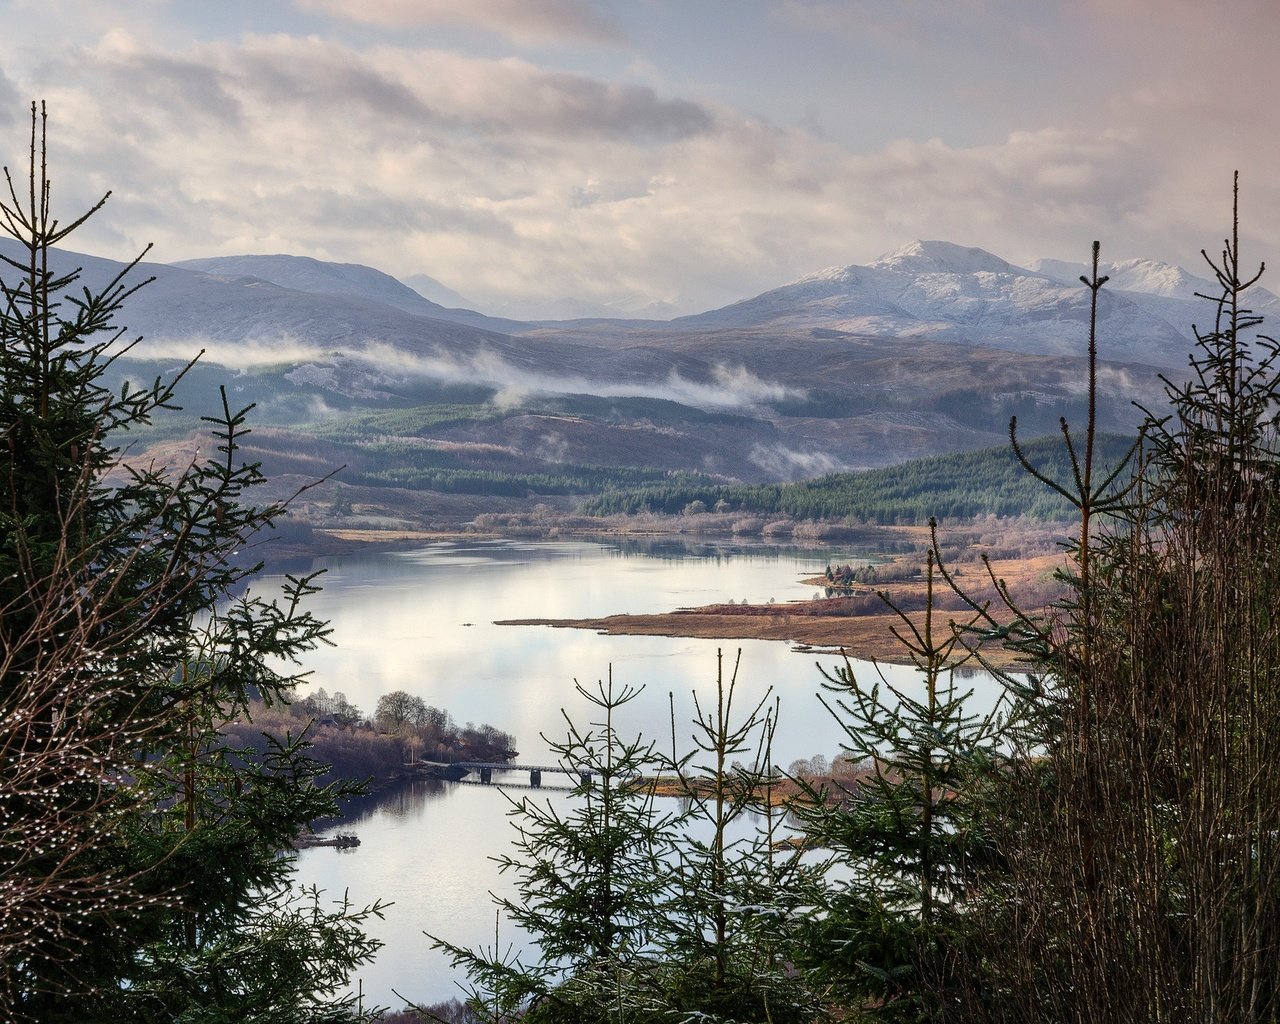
[
  {"left": 369, "top": 779, "right": 446, "bottom": 820},
  {"left": 284, "top": 538, "right": 1009, "bottom": 1010},
  {"left": 271, "top": 538, "right": 895, "bottom": 771}
]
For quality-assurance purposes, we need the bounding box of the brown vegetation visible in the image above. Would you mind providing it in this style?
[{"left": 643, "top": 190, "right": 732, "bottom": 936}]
[
  {"left": 219, "top": 698, "right": 516, "bottom": 796},
  {"left": 499, "top": 519, "right": 1070, "bottom": 668},
  {"left": 638, "top": 764, "right": 874, "bottom": 809}
]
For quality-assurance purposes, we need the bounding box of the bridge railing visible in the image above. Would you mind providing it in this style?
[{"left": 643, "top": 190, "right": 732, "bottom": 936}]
[{"left": 407, "top": 760, "right": 594, "bottom": 788}]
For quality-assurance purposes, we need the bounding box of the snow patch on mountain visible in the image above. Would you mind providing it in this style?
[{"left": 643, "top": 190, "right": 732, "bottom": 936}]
[
  {"left": 1033, "top": 257, "right": 1214, "bottom": 300},
  {"left": 869, "top": 240, "right": 1020, "bottom": 276},
  {"left": 679, "top": 239, "right": 1191, "bottom": 366},
  {"left": 1031, "top": 255, "right": 1280, "bottom": 353}
]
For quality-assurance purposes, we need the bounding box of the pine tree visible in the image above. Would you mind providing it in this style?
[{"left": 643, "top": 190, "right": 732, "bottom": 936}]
[
  {"left": 0, "top": 104, "right": 383, "bottom": 1021},
  {"left": 655, "top": 649, "right": 821, "bottom": 1023},
  {"left": 795, "top": 546, "right": 1005, "bottom": 1022},
  {"left": 949, "top": 183, "right": 1280, "bottom": 1023},
  {"left": 430, "top": 670, "right": 676, "bottom": 1023}
]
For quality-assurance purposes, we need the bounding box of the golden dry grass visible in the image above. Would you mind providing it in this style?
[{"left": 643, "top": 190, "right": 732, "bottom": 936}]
[{"left": 500, "top": 533, "right": 1070, "bottom": 669}]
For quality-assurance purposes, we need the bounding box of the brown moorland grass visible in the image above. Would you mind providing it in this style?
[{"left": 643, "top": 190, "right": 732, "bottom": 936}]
[{"left": 499, "top": 543, "right": 1068, "bottom": 669}]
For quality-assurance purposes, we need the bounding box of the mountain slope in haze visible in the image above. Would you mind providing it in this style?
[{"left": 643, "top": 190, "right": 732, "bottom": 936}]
[
  {"left": 175, "top": 253, "right": 452, "bottom": 319},
  {"left": 679, "top": 240, "right": 1194, "bottom": 367},
  {"left": 401, "top": 271, "right": 475, "bottom": 311},
  {"left": 0, "top": 239, "right": 636, "bottom": 431},
  {"left": 0, "top": 238, "right": 580, "bottom": 381},
  {"left": 172, "top": 252, "right": 530, "bottom": 334}
]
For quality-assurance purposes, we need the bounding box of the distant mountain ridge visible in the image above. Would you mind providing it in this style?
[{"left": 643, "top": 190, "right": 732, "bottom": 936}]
[
  {"left": 400, "top": 271, "right": 475, "bottom": 311},
  {"left": 171, "top": 252, "right": 530, "bottom": 334},
  {"left": 677, "top": 240, "right": 1251, "bottom": 367},
  {"left": 1030, "top": 255, "right": 1280, "bottom": 347},
  {"left": 175, "top": 253, "right": 452, "bottom": 319},
  {"left": 151, "top": 240, "right": 1276, "bottom": 372},
  {"left": 1033, "top": 256, "right": 1214, "bottom": 300},
  {"left": 6, "top": 235, "right": 1266, "bottom": 521}
]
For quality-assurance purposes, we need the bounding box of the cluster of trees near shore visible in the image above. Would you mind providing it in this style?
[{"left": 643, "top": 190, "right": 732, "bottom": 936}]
[
  {"left": 221, "top": 689, "right": 516, "bottom": 789},
  {"left": 6, "top": 104, "right": 1280, "bottom": 1024}
]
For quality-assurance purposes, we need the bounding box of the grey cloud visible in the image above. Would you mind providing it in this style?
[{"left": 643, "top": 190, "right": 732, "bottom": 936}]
[
  {"left": 569, "top": 177, "right": 653, "bottom": 208},
  {"left": 235, "top": 45, "right": 435, "bottom": 125},
  {"left": 65, "top": 34, "right": 434, "bottom": 130},
  {"left": 421, "top": 57, "right": 716, "bottom": 141},
  {"left": 0, "top": 69, "right": 20, "bottom": 127},
  {"left": 103, "top": 36, "right": 712, "bottom": 146},
  {"left": 80, "top": 48, "right": 243, "bottom": 129},
  {"left": 523, "top": 74, "right": 712, "bottom": 141},
  {"left": 295, "top": 0, "right": 626, "bottom": 47},
  {"left": 279, "top": 184, "right": 517, "bottom": 241}
]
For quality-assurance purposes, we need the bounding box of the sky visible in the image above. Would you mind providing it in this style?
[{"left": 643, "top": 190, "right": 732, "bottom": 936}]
[{"left": 0, "top": 0, "right": 1276, "bottom": 319}]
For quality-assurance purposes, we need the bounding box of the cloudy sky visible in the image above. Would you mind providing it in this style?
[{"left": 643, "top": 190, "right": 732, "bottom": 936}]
[{"left": 0, "top": 0, "right": 1276, "bottom": 318}]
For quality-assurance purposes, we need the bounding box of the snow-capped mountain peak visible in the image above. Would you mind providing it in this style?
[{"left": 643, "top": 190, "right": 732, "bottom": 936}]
[
  {"left": 870, "top": 240, "right": 1019, "bottom": 277},
  {"left": 1103, "top": 259, "right": 1213, "bottom": 300},
  {"left": 1033, "top": 256, "right": 1214, "bottom": 300},
  {"left": 679, "top": 239, "right": 1201, "bottom": 365}
]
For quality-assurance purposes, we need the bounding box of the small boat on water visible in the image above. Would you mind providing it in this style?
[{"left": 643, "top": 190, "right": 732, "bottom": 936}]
[{"left": 295, "top": 832, "right": 361, "bottom": 849}]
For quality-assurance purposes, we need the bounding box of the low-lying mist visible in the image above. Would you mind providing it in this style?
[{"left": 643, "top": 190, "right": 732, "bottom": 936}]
[{"left": 131, "top": 336, "right": 806, "bottom": 414}]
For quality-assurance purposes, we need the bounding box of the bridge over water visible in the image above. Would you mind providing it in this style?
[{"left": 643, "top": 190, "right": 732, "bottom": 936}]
[{"left": 406, "top": 760, "right": 592, "bottom": 787}]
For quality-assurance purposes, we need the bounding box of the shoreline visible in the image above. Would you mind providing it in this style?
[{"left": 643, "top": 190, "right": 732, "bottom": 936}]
[
  {"left": 294, "top": 521, "right": 1065, "bottom": 669},
  {"left": 305, "top": 520, "right": 928, "bottom": 553},
  {"left": 497, "top": 609, "right": 927, "bottom": 663},
  {"left": 498, "top": 550, "right": 1065, "bottom": 669}
]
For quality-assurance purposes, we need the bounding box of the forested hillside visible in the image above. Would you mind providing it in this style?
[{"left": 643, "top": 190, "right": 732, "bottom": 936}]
[{"left": 581, "top": 432, "right": 1138, "bottom": 522}]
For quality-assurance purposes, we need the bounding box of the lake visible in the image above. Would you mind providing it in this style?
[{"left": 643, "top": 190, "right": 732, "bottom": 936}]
[{"left": 283, "top": 537, "right": 1001, "bottom": 1010}]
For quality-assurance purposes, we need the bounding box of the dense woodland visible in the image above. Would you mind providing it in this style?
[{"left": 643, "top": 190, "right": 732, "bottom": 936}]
[
  {"left": 5, "top": 107, "right": 1280, "bottom": 1024},
  {"left": 580, "top": 431, "right": 1137, "bottom": 522}
]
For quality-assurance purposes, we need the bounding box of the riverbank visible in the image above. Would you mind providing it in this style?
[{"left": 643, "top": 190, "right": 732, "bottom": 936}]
[
  {"left": 638, "top": 770, "right": 870, "bottom": 807},
  {"left": 499, "top": 549, "right": 1066, "bottom": 669},
  {"left": 300, "top": 518, "right": 919, "bottom": 558}
]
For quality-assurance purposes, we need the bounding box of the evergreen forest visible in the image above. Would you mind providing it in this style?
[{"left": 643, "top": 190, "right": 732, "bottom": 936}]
[{"left": 578, "top": 431, "right": 1138, "bottom": 522}]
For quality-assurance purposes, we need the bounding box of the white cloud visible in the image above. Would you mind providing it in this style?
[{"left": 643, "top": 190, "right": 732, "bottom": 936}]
[
  {"left": 748, "top": 443, "right": 841, "bottom": 481},
  {"left": 0, "top": 3, "right": 1275, "bottom": 320}
]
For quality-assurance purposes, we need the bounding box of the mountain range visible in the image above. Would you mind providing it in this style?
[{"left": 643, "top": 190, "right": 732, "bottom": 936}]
[
  {"left": 11, "top": 236, "right": 1265, "bottom": 529},
  {"left": 680, "top": 241, "right": 1280, "bottom": 366}
]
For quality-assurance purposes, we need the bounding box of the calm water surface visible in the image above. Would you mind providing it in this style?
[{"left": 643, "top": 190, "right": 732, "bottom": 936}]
[{"left": 282, "top": 538, "right": 1001, "bottom": 1009}]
